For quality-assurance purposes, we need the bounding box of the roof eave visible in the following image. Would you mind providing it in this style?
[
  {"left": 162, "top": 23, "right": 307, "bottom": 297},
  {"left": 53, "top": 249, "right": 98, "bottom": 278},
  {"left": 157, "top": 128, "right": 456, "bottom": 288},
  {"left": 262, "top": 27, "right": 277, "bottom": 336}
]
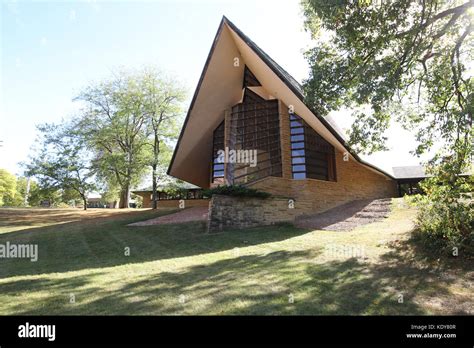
[{"left": 167, "top": 17, "right": 227, "bottom": 177}]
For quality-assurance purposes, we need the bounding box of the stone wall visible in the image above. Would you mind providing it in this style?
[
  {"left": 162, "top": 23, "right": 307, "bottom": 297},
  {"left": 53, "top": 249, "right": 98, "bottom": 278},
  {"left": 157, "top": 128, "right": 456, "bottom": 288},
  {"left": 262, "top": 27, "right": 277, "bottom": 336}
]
[
  {"left": 134, "top": 192, "right": 210, "bottom": 209},
  {"left": 207, "top": 194, "right": 312, "bottom": 233},
  {"left": 157, "top": 199, "right": 210, "bottom": 209}
]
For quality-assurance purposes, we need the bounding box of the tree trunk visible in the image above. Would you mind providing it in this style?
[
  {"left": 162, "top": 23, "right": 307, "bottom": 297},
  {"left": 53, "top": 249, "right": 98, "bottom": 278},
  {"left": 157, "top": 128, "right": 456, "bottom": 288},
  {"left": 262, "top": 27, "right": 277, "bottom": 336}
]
[
  {"left": 82, "top": 195, "right": 87, "bottom": 211},
  {"left": 152, "top": 163, "right": 158, "bottom": 209},
  {"left": 151, "top": 131, "right": 160, "bottom": 210},
  {"left": 119, "top": 185, "right": 130, "bottom": 209}
]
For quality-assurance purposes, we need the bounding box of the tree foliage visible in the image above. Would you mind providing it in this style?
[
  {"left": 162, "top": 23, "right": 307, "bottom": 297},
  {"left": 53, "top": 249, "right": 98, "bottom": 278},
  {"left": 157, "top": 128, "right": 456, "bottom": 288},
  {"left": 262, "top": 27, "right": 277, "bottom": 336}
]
[
  {"left": 302, "top": 0, "right": 473, "bottom": 255},
  {"left": 0, "top": 169, "right": 17, "bottom": 206},
  {"left": 302, "top": 0, "right": 473, "bottom": 156},
  {"left": 26, "top": 121, "right": 96, "bottom": 210},
  {"left": 76, "top": 70, "right": 153, "bottom": 208},
  {"left": 140, "top": 68, "right": 186, "bottom": 208},
  {"left": 75, "top": 67, "right": 185, "bottom": 209}
]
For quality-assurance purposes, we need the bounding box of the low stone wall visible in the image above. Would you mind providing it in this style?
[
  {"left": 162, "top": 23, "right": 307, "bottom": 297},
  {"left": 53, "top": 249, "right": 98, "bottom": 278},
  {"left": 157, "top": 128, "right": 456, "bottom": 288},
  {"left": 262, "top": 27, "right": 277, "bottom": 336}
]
[
  {"left": 207, "top": 194, "right": 313, "bottom": 233},
  {"left": 157, "top": 199, "right": 210, "bottom": 209}
]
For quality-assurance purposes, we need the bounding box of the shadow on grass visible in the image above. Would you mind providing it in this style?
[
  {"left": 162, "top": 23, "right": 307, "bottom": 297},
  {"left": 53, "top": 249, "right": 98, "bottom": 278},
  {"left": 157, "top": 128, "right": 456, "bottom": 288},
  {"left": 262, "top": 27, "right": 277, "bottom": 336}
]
[
  {"left": 0, "top": 247, "right": 458, "bottom": 315},
  {"left": 380, "top": 231, "right": 474, "bottom": 272},
  {"left": 0, "top": 209, "right": 309, "bottom": 278},
  {"left": 1, "top": 209, "right": 471, "bottom": 315}
]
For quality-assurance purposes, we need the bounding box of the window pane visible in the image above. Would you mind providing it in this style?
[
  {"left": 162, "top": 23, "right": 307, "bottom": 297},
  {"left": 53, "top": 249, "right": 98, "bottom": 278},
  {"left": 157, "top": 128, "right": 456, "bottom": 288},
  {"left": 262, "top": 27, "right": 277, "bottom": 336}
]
[
  {"left": 291, "top": 142, "right": 305, "bottom": 149},
  {"left": 292, "top": 165, "right": 306, "bottom": 172},
  {"left": 291, "top": 134, "right": 304, "bottom": 142},
  {"left": 292, "top": 157, "right": 305, "bottom": 164},
  {"left": 290, "top": 120, "right": 303, "bottom": 127},
  {"left": 213, "top": 171, "right": 224, "bottom": 177},
  {"left": 292, "top": 149, "right": 305, "bottom": 157},
  {"left": 293, "top": 172, "right": 306, "bottom": 180},
  {"left": 213, "top": 164, "right": 224, "bottom": 170},
  {"left": 291, "top": 127, "right": 304, "bottom": 135}
]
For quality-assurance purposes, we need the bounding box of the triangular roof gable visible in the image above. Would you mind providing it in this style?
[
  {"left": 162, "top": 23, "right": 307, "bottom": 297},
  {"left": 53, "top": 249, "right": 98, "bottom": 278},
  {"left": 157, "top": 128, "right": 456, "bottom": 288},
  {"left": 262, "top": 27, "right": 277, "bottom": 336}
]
[{"left": 167, "top": 16, "right": 394, "bottom": 186}]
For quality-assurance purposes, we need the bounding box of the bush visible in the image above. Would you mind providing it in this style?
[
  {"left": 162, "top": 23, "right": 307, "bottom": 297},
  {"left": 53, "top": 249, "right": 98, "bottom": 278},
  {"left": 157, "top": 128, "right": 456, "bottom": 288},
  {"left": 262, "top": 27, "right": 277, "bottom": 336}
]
[
  {"left": 203, "top": 185, "right": 271, "bottom": 199},
  {"left": 415, "top": 197, "right": 473, "bottom": 256},
  {"left": 403, "top": 194, "right": 423, "bottom": 207},
  {"left": 415, "top": 163, "right": 474, "bottom": 257}
]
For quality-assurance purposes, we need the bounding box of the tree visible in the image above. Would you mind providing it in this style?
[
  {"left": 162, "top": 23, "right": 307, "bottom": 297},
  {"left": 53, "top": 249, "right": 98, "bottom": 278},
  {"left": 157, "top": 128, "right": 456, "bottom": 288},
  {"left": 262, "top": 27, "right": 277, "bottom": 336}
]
[
  {"left": 17, "top": 178, "right": 42, "bottom": 206},
  {"left": 76, "top": 67, "right": 185, "bottom": 209},
  {"left": 140, "top": 68, "right": 186, "bottom": 209},
  {"left": 26, "top": 122, "right": 96, "bottom": 210},
  {"left": 3, "top": 176, "right": 29, "bottom": 206},
  {"left": 76, "top": 70, "right": 152, "bottom": 208},
  {"left": 0, "top": 169, "right": 16, "bottom": 206},
  {"left": 302, "top": 0, "right": 472, "bottom": 153},
  {"left": 301, "top": 0, "right": 473, "bottom": 254}
]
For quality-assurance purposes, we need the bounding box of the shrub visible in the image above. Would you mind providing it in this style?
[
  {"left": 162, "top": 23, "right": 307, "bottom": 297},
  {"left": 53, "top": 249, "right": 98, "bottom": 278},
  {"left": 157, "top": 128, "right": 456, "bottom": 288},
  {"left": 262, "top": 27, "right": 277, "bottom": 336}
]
[
  {"left": 403, "top": 194, "right": 423, "bottom": 207},
  {"left": 415, "top": 162, "right": 474, "bottom": 257},
  {"left": 415, "top": 196, "right": 473, "bottom": 256},
  {"left": 203, "top": 185, "right": 271, "bottom": 199}
]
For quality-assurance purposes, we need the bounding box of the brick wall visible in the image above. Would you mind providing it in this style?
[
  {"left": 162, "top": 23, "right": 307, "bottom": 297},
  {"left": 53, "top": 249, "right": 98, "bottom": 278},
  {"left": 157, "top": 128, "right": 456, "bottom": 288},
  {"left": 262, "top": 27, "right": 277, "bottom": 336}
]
[
  {"left": 208, "top": 194, "right": 312, "bottom": 233},
  {"left": 248, "top": 149, "right": 397, "bottom": 214}
]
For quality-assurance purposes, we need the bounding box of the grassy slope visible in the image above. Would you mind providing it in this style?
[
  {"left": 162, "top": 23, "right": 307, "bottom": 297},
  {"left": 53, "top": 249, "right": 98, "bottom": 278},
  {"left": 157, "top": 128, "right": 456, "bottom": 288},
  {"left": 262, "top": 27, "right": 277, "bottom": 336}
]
[{"left": 0, "top": 201, "right": 472, "bottom": 315}]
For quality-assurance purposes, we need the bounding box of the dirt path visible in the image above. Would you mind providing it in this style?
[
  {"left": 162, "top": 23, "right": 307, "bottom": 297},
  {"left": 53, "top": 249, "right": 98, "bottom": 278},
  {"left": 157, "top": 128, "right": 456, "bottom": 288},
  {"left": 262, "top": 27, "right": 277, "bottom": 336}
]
[{"left": 128, "top": 207, "right": 208, "bottom": 226}]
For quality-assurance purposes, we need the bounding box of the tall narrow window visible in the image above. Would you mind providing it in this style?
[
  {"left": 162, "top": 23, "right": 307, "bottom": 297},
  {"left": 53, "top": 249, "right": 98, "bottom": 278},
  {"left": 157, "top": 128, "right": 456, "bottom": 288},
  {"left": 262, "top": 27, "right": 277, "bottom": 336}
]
[
  {"left": 211, "top": 121, "right": 225, "bottom": 184},
  {"left": 290, "top": 113, "right": 336, "bottom": 181},
  {"left": 229, "top": 89, "right": 282, "bottom": 184},
  {"left": 290, "top": 114, "right": 306, "bottom": 179}
]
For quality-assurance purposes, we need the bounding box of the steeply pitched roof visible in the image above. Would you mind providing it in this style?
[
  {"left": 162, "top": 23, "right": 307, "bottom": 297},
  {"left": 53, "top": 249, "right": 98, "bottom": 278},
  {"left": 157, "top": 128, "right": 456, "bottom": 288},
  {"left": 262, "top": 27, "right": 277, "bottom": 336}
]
[{"left": 167, "top": 16, "right": 395, "bottom": 183}]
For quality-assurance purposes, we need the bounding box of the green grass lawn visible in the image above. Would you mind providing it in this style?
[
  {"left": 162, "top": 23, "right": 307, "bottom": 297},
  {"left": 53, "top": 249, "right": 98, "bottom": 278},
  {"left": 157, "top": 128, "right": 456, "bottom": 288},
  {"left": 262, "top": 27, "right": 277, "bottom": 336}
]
[{"left": 0, "top": 201, "right": 472, "bottom": 315}]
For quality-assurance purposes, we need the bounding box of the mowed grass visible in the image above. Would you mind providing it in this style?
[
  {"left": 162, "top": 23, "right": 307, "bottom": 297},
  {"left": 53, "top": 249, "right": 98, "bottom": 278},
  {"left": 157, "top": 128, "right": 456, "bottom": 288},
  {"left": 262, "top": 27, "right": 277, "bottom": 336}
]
[{"left": 0, "top": 201, "right": 472, "bottom": 315}]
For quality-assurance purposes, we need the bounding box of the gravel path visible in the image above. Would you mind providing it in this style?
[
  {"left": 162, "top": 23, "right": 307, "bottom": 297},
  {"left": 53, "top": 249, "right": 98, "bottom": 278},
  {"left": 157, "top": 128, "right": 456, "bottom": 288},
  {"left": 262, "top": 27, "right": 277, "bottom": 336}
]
[
  {"left": 295, "top": 198, "right": 392, "bottom": 231},
  {"left": 128, "top": 207, "right": 209, "bottom": 226}
]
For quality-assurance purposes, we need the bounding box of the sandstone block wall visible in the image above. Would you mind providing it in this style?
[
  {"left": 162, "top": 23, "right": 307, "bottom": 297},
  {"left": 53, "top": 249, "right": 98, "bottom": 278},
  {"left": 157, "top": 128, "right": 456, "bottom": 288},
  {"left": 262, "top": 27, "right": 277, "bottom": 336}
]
[
  {"left": 134, "top": 192, "right": 210, "bottom": 209},
  {"left": 157, "top": 199, "right": 210, "bottom": 209},
  {"left": 207, "top": 194, "right": 312, "bottom": 233}
]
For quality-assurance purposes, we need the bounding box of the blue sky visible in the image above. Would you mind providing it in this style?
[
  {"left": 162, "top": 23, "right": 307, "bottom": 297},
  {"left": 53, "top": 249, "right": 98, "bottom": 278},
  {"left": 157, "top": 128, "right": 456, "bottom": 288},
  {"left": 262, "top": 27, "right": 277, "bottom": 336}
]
[{"left": 1, "top": 0, "right": 424, "bottom": 177}]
